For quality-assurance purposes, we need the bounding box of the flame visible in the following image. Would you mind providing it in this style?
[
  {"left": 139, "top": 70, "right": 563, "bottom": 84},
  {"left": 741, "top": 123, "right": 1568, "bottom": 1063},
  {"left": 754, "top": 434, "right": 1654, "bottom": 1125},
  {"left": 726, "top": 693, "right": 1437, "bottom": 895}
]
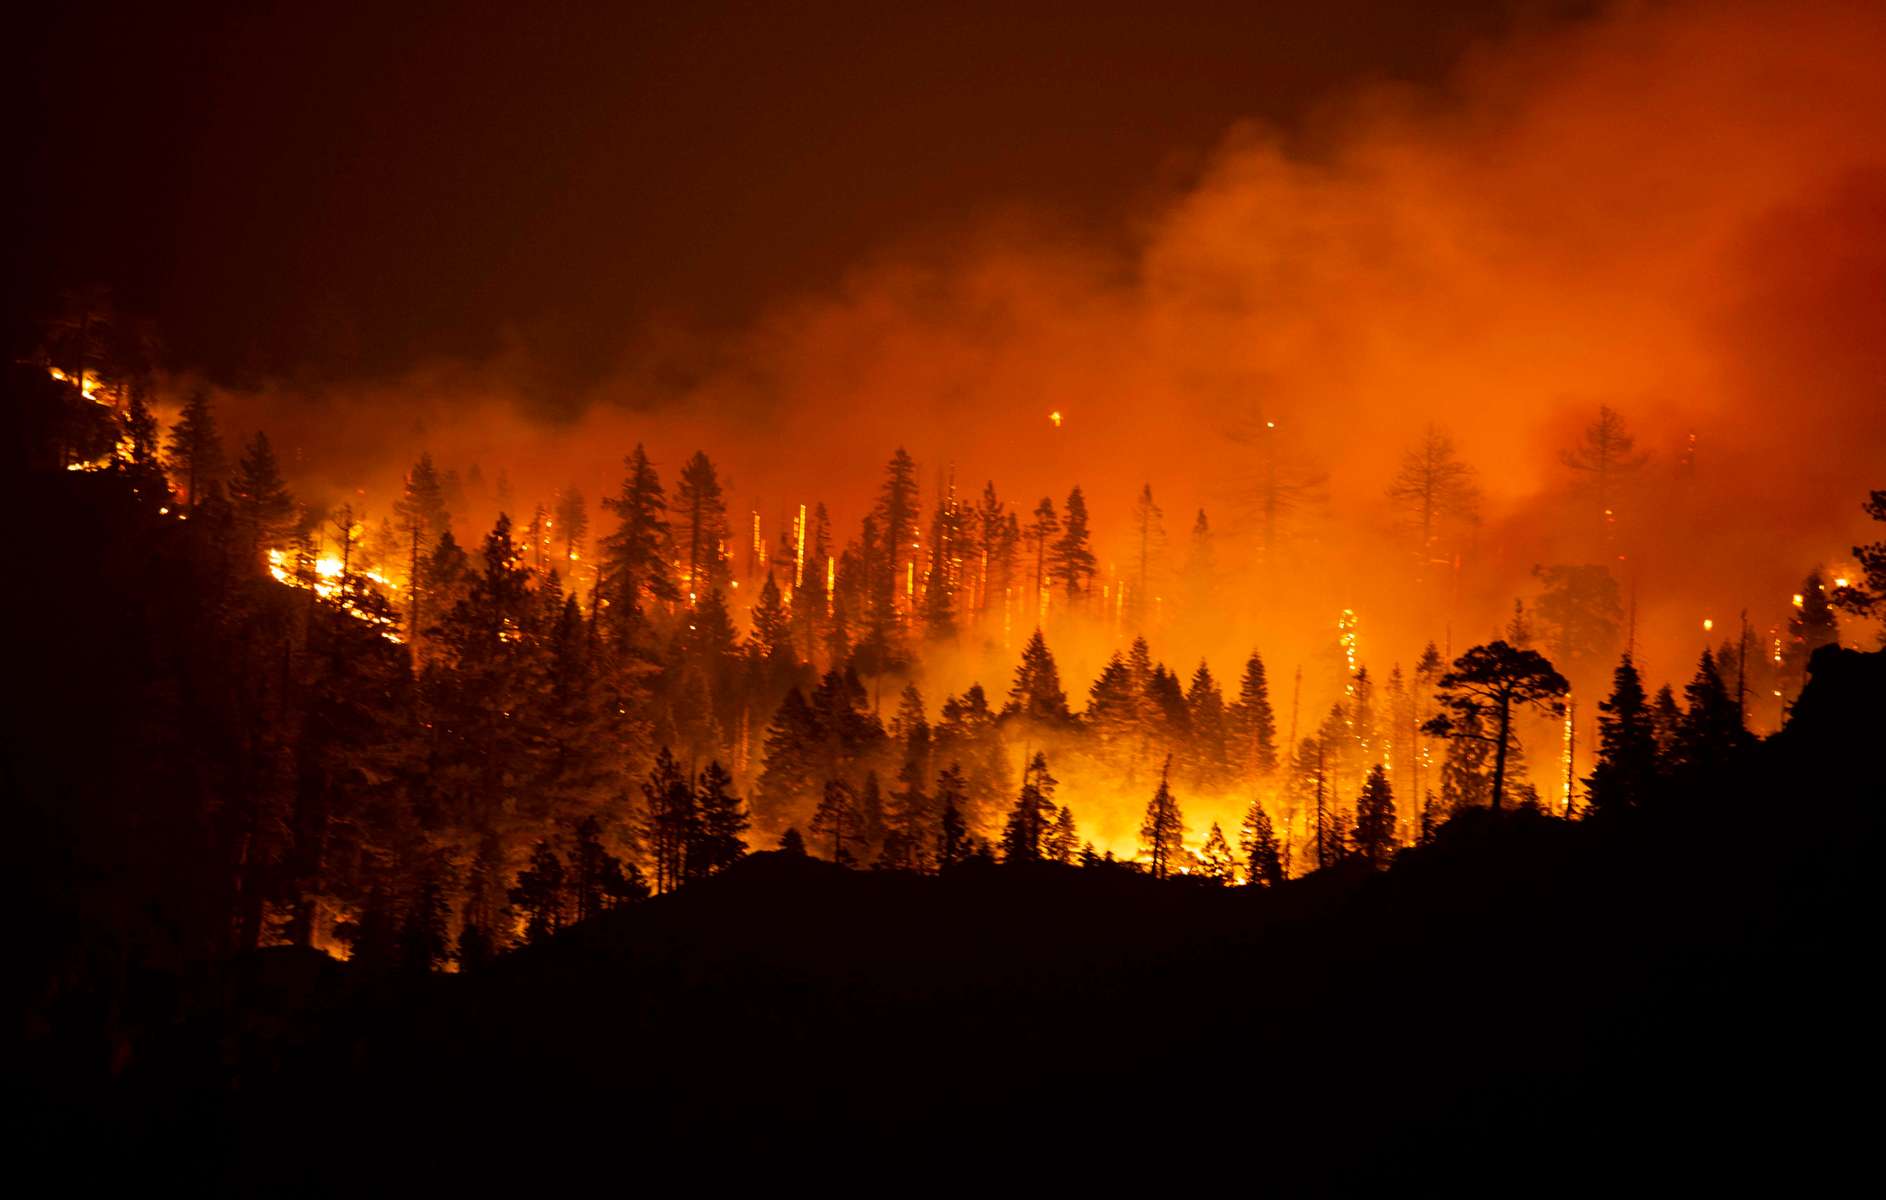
[{"left": 1049, "top": 410, "right": 1063, "bottom": 428}]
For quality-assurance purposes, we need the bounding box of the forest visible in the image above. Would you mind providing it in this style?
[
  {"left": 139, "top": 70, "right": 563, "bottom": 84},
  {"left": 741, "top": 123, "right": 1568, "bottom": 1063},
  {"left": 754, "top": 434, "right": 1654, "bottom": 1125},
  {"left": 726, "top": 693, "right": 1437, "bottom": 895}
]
[{"left": 13, "top": 318, "right": 1886, "bottom": 1187}]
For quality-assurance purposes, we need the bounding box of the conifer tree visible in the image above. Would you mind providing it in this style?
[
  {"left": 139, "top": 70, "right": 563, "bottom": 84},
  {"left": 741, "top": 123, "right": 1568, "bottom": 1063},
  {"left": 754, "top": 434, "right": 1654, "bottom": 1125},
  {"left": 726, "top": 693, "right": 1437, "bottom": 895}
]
[
  {"left": 1587, "top": 654, "right": 1658, "bottom": 817},
  {"left": 1676, "top": 649, "right": 1744, "bottom": 775},
  {"left": 935, "top": 765, "right": 971, "bottom": 869},
  {"left": 1222, "top": 652, "right": 1282, "bottom": 781},
  {"left": 749, "top": 573, "right": 793, "bottom": 662},
  {"left": 1184, "top": 660, "right": 1231, "bottom": 787},
  {"left": 811, "top": 778, "right": 863, "bottom": 865},
  {"left": 165, "top": 387, "right": 227, "bottom": 510},
  {"left": 510, "top": 839, "right": 568, "bottom": 945},
  {"left": 1199, "top": 821, "right": 1235, "bottom": 884},
  {"left": 1139, "top": 756, "right": 1185, "bottom": 879},
  {"left": 1351, "top": 764, "right": 1397, "bottom": 868},
  {"left": 1559, "top": 405, "right": 1648, "bottom": 537},
  {"left": 1128, "top": 483, "right": 1165, "bottom": 627},
  {"left": 1423, "top": 641, "right": 1570, "bottom": 810},
  {"left": 1005, "top": 629, "right": 1072, "bottom": 726},
  {"left": 394, "top": 452, "right": 451, "bottom": 644},
  {"left": 640, "top": 747, "right": 695, "bottom": 893},
  {"left": 1387, "top": 424, "right": 1479, "bottom": 572},
  {"left": 1044, "top": 806, "right": 1078, "bottom": 865},
  {"left": 555, "top": 486, "right": 588, "bottom": 568},
  {"left": 1000, "top": 752, "right": 1058, "bottom": 864},
  {"left": 1026, "top": 497, "right": 1060, "bottom": 616},
  {"left": 1050, "top": 485, "right": 1098, "bottom": 603},
  {"left": 398, "top": 860, "right": 452, "bottom": 973},
  {"left": 229, "top": 432, "right": 297, "bottom": 571},
  {"left": 1642, "top": 685, "right": 1679, "bottom": 761},
  {"left": 1831, "top": 490, "right": 1886, "bottom": 619},
  {"left": 677, "top": 451, "right": 731, "bottom": 598},
  {"left": 601, "top": 443, "right": 678, "bottom": 638},
  {"left": 1783, "top": 569, "right": 1839, "bottom": 695},
  {"left": 1239, "top": 799, "right": 1284, "bottom": 887},
  {"left": 689, "top": 760, "right": 750, "bottom": 877}
]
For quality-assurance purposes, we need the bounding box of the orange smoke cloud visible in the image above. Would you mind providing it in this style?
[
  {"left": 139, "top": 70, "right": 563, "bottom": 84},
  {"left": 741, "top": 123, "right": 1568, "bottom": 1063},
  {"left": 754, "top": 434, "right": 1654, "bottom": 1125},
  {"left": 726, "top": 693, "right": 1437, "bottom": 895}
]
[{"left": 208, "top": 0, "right": 1886, "bottom": 698}]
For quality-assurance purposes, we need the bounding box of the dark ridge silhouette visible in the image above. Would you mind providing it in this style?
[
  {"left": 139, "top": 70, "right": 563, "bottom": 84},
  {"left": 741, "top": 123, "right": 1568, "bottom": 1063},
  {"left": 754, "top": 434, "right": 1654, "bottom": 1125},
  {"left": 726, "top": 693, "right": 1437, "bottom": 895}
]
[{"left": 24, "top": 647, "right": 1882, "bottom": 1191}]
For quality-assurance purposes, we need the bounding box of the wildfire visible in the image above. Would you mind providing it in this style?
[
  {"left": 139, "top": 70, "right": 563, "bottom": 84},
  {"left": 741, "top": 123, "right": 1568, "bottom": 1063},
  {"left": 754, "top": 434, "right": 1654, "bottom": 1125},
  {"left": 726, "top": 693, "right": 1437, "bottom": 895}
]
[
  {"left": 1049, "top": 410, "right": 1063, "bottom": 428},
  {"left": 265, "top": 548, "right": 404, "bottom": 642}
]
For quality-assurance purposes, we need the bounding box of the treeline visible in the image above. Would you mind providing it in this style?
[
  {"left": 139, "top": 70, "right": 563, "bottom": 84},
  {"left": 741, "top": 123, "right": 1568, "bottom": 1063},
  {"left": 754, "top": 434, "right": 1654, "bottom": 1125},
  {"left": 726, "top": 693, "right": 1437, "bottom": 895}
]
[{"left": 14, "top": 357, "right": 1881, "bottom": 982}]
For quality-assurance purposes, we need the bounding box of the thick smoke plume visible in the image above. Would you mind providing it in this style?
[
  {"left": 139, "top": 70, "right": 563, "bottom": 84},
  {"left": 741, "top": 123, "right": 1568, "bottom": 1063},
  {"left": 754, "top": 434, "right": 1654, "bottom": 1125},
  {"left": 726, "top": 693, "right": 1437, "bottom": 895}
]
[{"left": 208, "top": 0, "right": 1886, "bottom": 740}]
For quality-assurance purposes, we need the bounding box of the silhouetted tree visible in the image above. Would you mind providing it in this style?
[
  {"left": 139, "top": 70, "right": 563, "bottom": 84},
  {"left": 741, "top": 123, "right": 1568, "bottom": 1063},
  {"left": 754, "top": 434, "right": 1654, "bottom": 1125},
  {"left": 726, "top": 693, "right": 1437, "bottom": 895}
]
[
  {"left": 1831, "top": 490, "right": 1885, "bottom": 620},
  {"left": 1352, "top": 765, "right": 1397, "bottom": 868},
  {"left": 1560, "top": 405, "right": 1647, "bottom": 537},
  {"left": 1000, "top": 752, "right": 1057, "bottom": 864},
  {"left": 1424, "top": 641, "right": 1570, "bottom": 810},
  {"left": 811, "top": 778, "right": 863, "bottom": 865},
  {"left": 1586, "top": 654, "right": 1657, "bottom": 817},
  {"left": 1005, "top": 629, "right": 1072, "bottom": 726},
  {"left": 1229, "top": 650, "right": 1279, "bottom": 783},
  {"left": 641, "top": 747, "right": 695, "bottom": 893},
  {"left": 165, "top": 387, "right": 226, "bottom": 510},
  {"left": 677, "top": 451, "right": 731, "bottom": 598},
  {"left": 227, "top": 432, "right": 297, "bottom": 572},
  {"left": 1199, "top": 821, "right": 1235, "bottom": 883},
  {"left": 1531, "top": 564, "right": 1623, "bottom": 680},
  {"left": 1140, "top": 756, "right": 1185, "bottom": 879},
  {"left": 1239, "top": 799, "right": 1284, "bottom": 886},
  {"left": 1050, "top": 486, "right": 1098, "bottom": 603},
  {"left": 511, "top": 838, "right": 568, "bottom": 945},
  {"left": 689, "top": 760, "right": 749, "bottom": 877},
  {"left": 1387, "top": 424, "right": 1479, "bottom": 573}
]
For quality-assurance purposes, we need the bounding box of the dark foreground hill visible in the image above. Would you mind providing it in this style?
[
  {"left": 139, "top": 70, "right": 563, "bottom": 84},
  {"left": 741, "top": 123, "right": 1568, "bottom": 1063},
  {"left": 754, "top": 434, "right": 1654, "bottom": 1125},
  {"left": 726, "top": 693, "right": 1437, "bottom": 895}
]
[{"left": 27, "top": 648, "right": 1886, "bottom": 1194}]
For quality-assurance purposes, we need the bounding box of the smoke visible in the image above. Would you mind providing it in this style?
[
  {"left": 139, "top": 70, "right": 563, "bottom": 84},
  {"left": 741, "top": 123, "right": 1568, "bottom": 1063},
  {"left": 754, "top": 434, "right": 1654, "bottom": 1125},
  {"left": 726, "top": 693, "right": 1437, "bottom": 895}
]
[{"left": 207, "top": 0, "right": 1886, "bottom": 718}]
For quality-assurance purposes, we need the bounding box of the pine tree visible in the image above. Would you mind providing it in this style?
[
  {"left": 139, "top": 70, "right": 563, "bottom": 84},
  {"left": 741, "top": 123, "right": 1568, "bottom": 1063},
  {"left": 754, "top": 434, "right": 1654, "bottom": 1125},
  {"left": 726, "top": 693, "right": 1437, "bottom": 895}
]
[
  {"left": 398, "top": 860, "right": 452, "bottom": 974},
  {"left": 1044, "top": 806, "right": 1078, "bottom": 865},
  {"left": 510, "top": 839, "right": 568, "bottom": 945},
  {"left": 1004, "top": 629, "right": 1072, "bottom": 725},
  {"left": 640, "top": 747, "right": 695, "bottom": 893},
  {"left": 119, "top": 388, "right": 169, "bottom": 497},
  {"left": 1387, "top": 424, "right": 1479, "bottom": 574},
  {"left": 1351, "top": 764, "right": 1397, "bottom": 868},
  {"left": 749, "top": 573, "right": 793, "bottom": 661},
  {"left": 555, "top": 486, "right": 588, "bottom": 568},
  {"left": 1239, "top": 799, "right": 1284, "bottom": 887},
  {"left": 601, "top": 443, "right": 677, "bottom": 639},
  {"left": 1139, "top": 756, "right": 1185, "bottom": 879},
  {"left": 1676, "top": 650, "right": 1744, "bottom": 775},
  {"left": 1559, "top": 405, "right": 1648, "bottom": 538},
  {"left": 1184, "top": 660, "right": 1231, "bottom": 787},
  {"left": 1531, "top": 564, "right": 1624, "bottom": 680},
  {"left": 1831, "top": 490, "right": 1886, "bottom": 619},
  {"left": 229, "top": 432, "right": 297, "bottom": 571},
  {"left": 1050, "top": 485, "right": 1098, "bottom": 603},
  {"left": 394, "top": 453, "right": 452, "bottom": 645},
  {"left": 1199, "top": 822, "right": 1235, "bottom": 884},
  {"left": 1649, "top": 685, "right": 1684, "bottom": 762},
  {"left": 1423, "top": 641, "right": 1570, "bottom": 810},
  {"left": 1128, "top": 483, "right": 1165, "bottom": 627},
  {"left": 1180, "top": 509, "right": 1217, "bottom": 619},
  {"left": 811, "top": 778, "right": 863, "bottom": 865},
  {"left": 1000, "top": 752, "right": 1058, "bottom": 864},
  {"left": 1026, "top": 497, "right": 1060, "bottom": 617},
  {"left": 677, "top": 451, "right": 731, "bottom": 599},
  {"left": 1587, "top": 654, "right": 1657, "bottom": 817},
  {"left": 689, "top": 760, "right": 750, "bottom": 877},
  {"left": 1783, "top": 569, "right": 1839, "bottom": 696},
  {"left": 165, "top": 387, "right": 226, "bottom": 509},
  {"left": 935, "top": 766, "right": 971, "bottom": 869}
]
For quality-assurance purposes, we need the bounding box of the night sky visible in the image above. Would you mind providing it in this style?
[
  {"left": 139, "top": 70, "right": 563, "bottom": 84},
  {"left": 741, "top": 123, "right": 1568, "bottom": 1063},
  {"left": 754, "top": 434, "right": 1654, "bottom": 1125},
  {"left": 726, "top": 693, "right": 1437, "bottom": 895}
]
[{"left": 16, "top": 1, "right": 1593, "bottom": 386}]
